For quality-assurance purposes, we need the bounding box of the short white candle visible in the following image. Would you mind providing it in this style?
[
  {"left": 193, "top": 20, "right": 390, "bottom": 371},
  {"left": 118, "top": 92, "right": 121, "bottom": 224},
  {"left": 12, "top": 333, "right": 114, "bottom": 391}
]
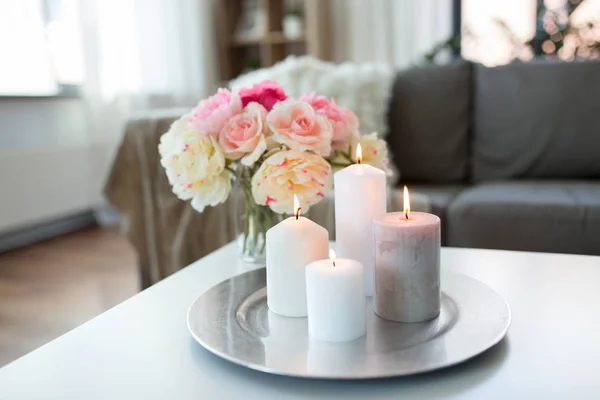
[
  {"left": 373, "top": 186, "right": 441, "bottom": 323},
  {"left": 334, "top": 144, "right": 387, "bottom": 296},
  {"left": 266, "top": 195, "right": 329, "bottom": 317},
  {"left": 305, "top": 250, "right": 366, "bottom": 342}
]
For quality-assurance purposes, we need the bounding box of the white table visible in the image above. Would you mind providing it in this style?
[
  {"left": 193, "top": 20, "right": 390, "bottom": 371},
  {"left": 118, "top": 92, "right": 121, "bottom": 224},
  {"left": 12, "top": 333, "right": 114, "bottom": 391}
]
[{"left": 1, "top": 242, "right": 600, "bottom": 399}]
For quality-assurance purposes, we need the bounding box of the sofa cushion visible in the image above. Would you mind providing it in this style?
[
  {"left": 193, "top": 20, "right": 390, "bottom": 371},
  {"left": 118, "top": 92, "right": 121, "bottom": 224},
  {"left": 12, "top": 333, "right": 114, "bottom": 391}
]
[
  {"left": 387, "top": 61, "right": 472, "bottom": 182},
  {"left": 472, "top": 60, "right": 600, "bottom": 182},
  {"left": 406, "top": 184, "right": 466, "bottom": 220},
  {"left": 446, "top": 181, "right": 600, "bottom": 255},
  {"left": 405, "top": 184, "right": 467, "bottom": 245}
]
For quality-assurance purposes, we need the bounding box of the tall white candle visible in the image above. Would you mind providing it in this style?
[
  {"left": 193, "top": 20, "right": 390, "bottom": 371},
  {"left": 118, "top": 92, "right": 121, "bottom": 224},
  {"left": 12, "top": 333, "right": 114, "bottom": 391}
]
[
  {"left": 266, "top": 196, "right": 329, "bottom": 317},
  {"left": 305, "top": 252, "right": 366, "bottom": 342},
  {"left": 334, "top": 145, "right": 387, "bottom": 296},
  {"left": 373, "top": 187, "right": 441, "bottom": 322}
]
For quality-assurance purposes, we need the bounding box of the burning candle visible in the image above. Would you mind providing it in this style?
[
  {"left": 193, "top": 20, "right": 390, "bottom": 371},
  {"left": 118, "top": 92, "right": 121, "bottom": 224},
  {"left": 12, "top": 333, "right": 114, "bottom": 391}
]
[
  {"left": 305, "top": 249, "right": 366, "bottom": 342},
  {"left": 373, "top": 186, "right": 441, "bottom": 323},
  {"left": 266, "top": 195, "right": 329, "bottom": 317},
  {"left": 334, "top": 143, "right": 387, "bottom": 296}
]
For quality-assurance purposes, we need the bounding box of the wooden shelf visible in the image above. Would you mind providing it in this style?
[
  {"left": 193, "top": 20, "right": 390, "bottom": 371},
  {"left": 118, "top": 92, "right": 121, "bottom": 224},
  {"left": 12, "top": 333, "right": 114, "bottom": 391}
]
[
  {"left": 217, "top": 0, "right": 330, "bottom": 81},
  {"left": 230, "top": 35, "right": 262, "bottom": 46},
  {"left": 267, "top": 32, "right": 306, "bottom": 44},
  {"left": 230, "top": 32, "right": 306, "bottom": 47}
]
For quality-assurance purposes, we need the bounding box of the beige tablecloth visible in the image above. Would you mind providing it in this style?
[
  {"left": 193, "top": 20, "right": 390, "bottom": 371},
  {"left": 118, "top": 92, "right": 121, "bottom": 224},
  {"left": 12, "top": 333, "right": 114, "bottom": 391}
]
[{"left": 104, "top": 112, "right": 430, "bottom": 288}]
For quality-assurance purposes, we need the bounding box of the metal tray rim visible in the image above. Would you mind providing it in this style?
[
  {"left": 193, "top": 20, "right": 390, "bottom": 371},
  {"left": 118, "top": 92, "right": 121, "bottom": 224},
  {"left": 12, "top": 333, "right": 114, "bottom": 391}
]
[{"left": 187, "top": 268, "right": 511, "bottom": 380}]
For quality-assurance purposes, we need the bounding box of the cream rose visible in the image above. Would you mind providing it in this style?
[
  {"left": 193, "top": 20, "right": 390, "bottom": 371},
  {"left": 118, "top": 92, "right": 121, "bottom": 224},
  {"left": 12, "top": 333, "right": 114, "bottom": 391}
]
[
  {"left": 266, "top": 99, "right": 333, "bottom": 157},
  {"left": 352, "top": 132, "right": 392, "bottom": 176},
  {"left": 251, "top": 150, "right": 331, "bottom": 214},
  {"left": 160, "top": 130, "right": 230, "bottom": 209},
  {"left": 219, "top": 102, "right": 268, "bottom": 166},
  {"left": 159, "top": 113, "right": 192, "bottom": 158}
]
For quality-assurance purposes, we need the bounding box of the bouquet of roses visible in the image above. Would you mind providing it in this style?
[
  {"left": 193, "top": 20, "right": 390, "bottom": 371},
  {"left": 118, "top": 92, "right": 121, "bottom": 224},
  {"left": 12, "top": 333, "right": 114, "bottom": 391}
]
[{"left": 159, "top": 80, "right": 390, "bottom": 257}]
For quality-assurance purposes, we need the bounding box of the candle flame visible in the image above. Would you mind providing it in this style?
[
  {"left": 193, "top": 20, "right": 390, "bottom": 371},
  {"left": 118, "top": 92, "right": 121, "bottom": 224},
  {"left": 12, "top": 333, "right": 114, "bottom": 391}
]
[
  {"left": 329, "top": 248, "right": 336, "bottom": 267},
  {"left": 293, "top": 194, "right": 301, "bottom": 219},
  {"left": 404, "top": 185, "right": 410, "bottom": 220},
  {"left": 356, "top": 143, "right": 362, "bottom": 164}
]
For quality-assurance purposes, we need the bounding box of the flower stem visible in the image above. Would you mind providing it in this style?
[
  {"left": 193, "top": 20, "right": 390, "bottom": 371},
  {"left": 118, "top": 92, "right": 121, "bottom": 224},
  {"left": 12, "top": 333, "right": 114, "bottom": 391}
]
[
  {"left": 237, "top": 164, "right": 281, "bottom": 259},
  {"left": 330, "top": 162, "right": 352, "bottom": 168}
]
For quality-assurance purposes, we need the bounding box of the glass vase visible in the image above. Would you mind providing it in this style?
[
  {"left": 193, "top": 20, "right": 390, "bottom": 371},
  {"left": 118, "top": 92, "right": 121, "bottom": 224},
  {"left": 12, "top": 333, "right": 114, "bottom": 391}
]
[{"left": 234, "top": 180, "right": 282, "bottom": 264}]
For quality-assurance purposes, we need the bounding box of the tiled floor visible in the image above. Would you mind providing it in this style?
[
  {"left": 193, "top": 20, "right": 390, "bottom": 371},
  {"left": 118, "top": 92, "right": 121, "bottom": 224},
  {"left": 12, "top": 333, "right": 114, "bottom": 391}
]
[{"left": 0, "top": 227, "right": 138, "bottom": 367}]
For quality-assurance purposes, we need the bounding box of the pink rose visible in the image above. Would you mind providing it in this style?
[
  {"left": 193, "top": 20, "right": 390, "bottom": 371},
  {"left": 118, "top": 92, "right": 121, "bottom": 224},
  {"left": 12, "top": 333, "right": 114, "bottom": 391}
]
[
  {"left": 267, "top": 99, "right": 333, "bottom": 157},
  {"left": 219, "top": 103, "right": 268, "bottom": 166},
  {"left": 188, "top": 88, "right": 242, "bottom": 136},
  {"left": 239, "top": 80, "right": 287, "bottom": 111},
  {"left": 301, "top": 93, "right": 359, "bottom": 150}
]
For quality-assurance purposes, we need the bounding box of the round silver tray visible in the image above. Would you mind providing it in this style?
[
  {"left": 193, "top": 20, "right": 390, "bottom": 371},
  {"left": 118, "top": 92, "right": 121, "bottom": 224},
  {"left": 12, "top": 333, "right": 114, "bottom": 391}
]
[{"left": 187, "top": 268, "right": 510, "bottom": 379}]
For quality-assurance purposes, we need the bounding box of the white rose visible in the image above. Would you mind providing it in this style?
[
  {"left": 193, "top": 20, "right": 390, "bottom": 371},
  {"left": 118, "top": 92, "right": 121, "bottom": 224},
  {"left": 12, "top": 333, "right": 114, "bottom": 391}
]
[{"left": 190, "top": 171, "right": 232, "bottom": 212}]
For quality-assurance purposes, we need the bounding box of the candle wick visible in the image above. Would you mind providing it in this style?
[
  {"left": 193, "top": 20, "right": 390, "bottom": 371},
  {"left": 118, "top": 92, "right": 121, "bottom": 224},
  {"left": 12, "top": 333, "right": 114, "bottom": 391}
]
[
  {"left": 405, "top": 210, "right": 409, "bottom": 220},
  {"left": 295, "top": 207, "right": 301, "bottom": 220},
  {"left": 333, "top": 260, "right": 335, "bottom": 267},
  {"left": 357, "top": 159, "right": 361, "bottom": 164}
]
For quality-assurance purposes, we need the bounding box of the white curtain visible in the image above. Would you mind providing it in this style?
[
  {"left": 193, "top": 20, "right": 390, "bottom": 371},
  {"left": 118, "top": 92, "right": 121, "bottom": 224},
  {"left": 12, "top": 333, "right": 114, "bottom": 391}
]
[
  {"left": 330, "top": 0, "right": 453, "bottom": 68},
  {"left": 77, "top": 0, "right": 218, "bottom": 221},
  {"left": 79, "top": 0, "right": 218, "bottom": 144}
]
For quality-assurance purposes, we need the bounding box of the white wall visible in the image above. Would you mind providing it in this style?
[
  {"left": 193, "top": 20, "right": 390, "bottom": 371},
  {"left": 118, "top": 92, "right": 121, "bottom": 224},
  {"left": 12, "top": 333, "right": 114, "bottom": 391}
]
[{"left": 0, "top": 98, "right": 116, "bottom": 233}]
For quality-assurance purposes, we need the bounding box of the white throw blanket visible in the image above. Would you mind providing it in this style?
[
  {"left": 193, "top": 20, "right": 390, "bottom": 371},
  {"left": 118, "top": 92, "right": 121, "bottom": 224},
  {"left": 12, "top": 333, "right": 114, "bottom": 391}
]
[{"left": 230, "top": 56, "right": 395, "bottom": 139}]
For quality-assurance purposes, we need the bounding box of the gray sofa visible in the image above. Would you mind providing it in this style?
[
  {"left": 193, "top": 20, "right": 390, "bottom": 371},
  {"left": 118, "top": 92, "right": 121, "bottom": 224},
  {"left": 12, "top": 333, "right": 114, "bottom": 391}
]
[
  {"left": 106, "top": 58, "right": 600, "bottom": 288},
  {"left": 388, "top": 59, "right": 600, "bottom": 255}
]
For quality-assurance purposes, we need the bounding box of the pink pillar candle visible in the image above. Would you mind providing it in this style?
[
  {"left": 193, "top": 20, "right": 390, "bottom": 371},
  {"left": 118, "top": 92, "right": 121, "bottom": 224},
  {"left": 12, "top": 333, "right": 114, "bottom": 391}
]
[{"left": 373, "top": 211, "right": 441, "bottom": 323}]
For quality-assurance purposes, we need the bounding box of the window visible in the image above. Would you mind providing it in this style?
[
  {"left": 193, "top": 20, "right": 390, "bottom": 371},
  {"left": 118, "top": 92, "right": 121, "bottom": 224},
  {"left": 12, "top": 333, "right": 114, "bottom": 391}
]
[
  {"left": 0, "top": 0, "right": 84, "bottom": 96},
  {"left": 461, "top": 0, "right": 600, "bottom": 66},
  {"left": 461, "top": 0, "right": 537, "bottom": 66}
]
